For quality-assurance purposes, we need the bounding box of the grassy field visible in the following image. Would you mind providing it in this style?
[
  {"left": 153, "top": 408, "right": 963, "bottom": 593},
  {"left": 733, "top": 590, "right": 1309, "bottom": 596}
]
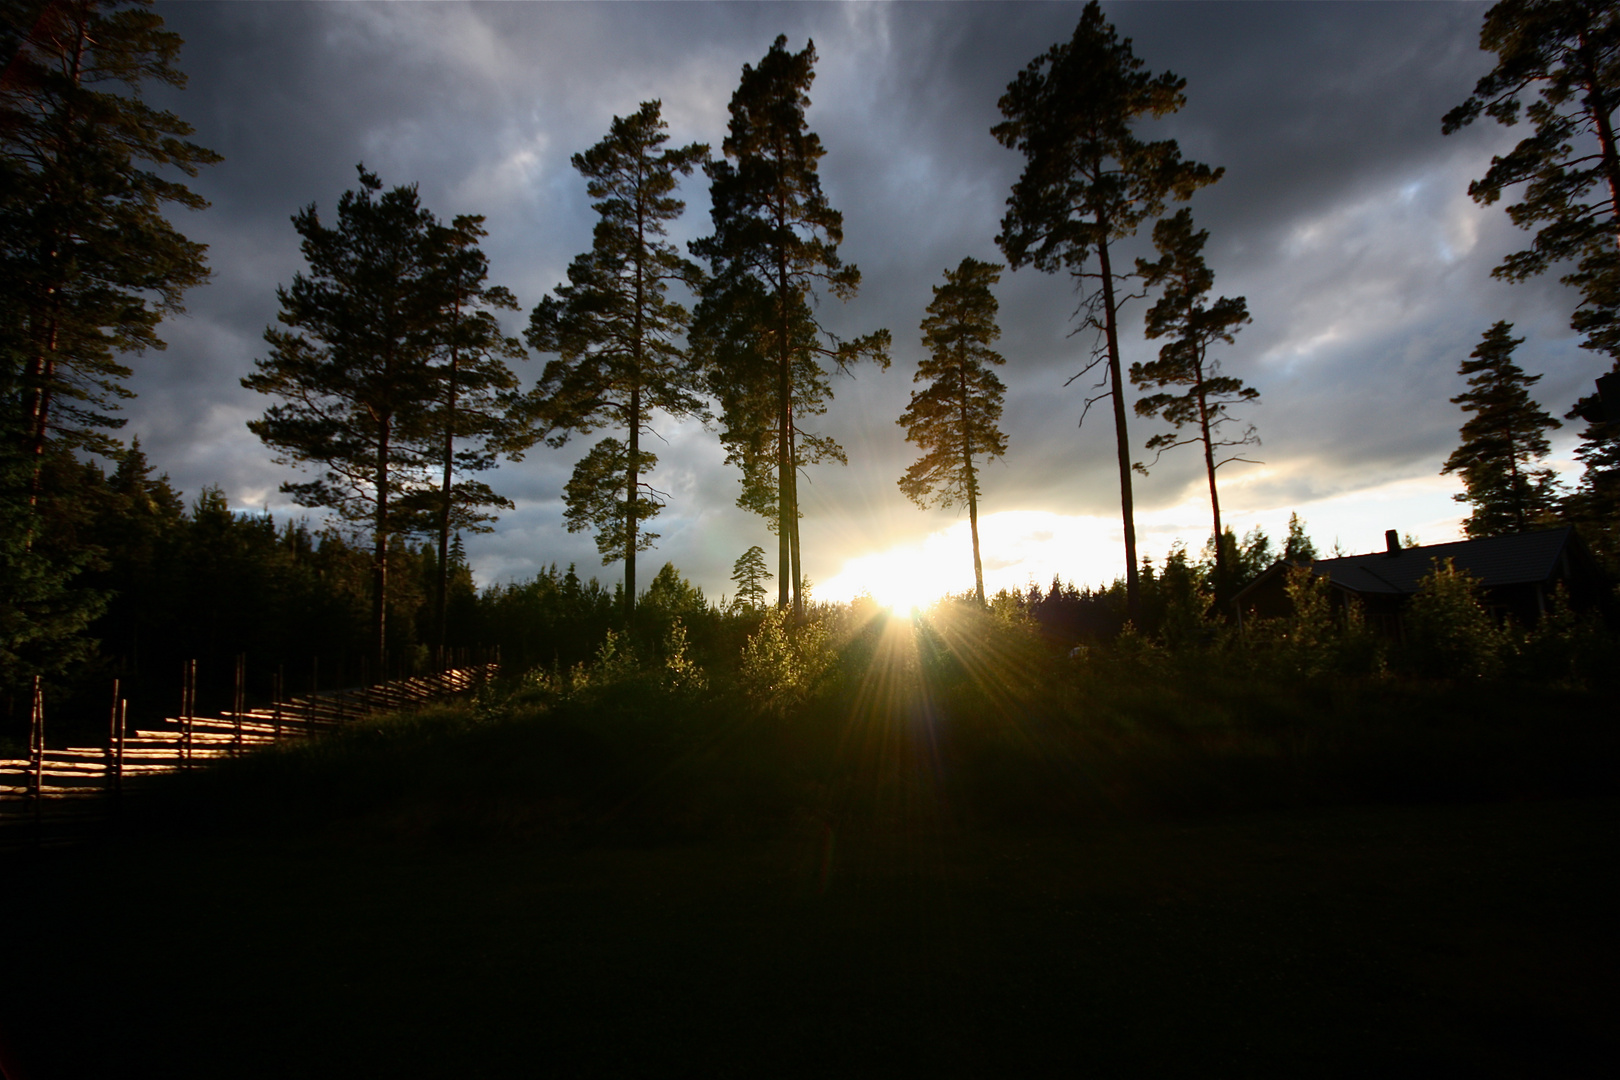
[{"left": 2, "top": 616, "right": 1616, "bottom": 1078}]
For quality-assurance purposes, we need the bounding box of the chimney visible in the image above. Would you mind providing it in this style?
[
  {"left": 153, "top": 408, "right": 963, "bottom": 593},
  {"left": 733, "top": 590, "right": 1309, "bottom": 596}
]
[{"left": 1385, "top": 529, "right": 1401, "bottom": 554}]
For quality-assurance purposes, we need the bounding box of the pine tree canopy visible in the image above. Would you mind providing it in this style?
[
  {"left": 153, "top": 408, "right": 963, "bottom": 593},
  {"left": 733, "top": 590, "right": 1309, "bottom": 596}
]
[
  {"left": 992, "top": 0, "right": 1219, "bottom": 617},
  {"left": 2, "top": 0, "right": 219, "bottom": 467},
  {"left": 525, "top": 100, "right": 707, "bottom": 617},
  {"left": 691, "top": 35, "right": 889, "bottom": 614},
  {"left": 1132, "top": 208, "right": 1258, "bottom": 468},
  {"left": 244, "top": 165, "right": 502, "bottom": 667},
  {"left": 1442, "top": 320, "right": 1563, "bottom": 537},
  {"left": 1131, "top": 208, "right": 1258, "bottom": 594},
  {"left": 245, "top": 167, "right": 445, "bottom": 526},
  {"left": 561, "top": 437, "right": 662, "bottom": 565},
  {"left": 526, "top": 101, "right": 707, "bottom": 443},
  {"left": 899, "top": 256, "right": 1009, "bottom": 606},
  {"left": 992, "top": 2, "right": 1219, "bottom": 277},
  {"left": 898, "top": 257, "right": 1009, "bottom": 513},
  {"left": 387, "top": 213, "right": 527, "bottom": 539},
  {"left": 1444, "top": 0, "right": 1620, "bottom": 360},
  {"left": 730, "top": 543, "right": 771, "bottom": 611},
  {"left": 1, "top": 0, "right": 216, "bottom": 687}
]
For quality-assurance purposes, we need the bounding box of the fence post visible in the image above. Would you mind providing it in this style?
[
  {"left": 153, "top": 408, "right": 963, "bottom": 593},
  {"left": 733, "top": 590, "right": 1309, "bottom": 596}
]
[
  {"left": 233, "top": 653, "right": 245, "bottom": 755},
  {"left": 183, "top": 659, "right": 196, "bottom": 768},
  {"left": 30, "top": 676, "right": 43, "bottom": 842},
  {"left": 108, "top": 678, "right": 120, "bottom": 795},
  {"left": 273, "top": 666, "right": 284, "bottom": 742},
  {"left": 115, "top": 697, "right": 126, "bottom": 800},
  {"left": 309, "top": 657, "right": 319, "bottom": 736}
]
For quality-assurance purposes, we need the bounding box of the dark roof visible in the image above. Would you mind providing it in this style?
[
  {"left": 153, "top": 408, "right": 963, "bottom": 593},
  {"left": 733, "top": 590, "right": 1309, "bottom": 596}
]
[{"left": 1308, "top": 526, "right": 1577, "bottom": 595}]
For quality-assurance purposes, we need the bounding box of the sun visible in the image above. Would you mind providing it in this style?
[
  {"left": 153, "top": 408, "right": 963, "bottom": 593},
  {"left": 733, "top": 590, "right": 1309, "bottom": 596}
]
[
  {"left": 822, "top": 543, "right": 959, "bottom": 613},
  {"left": 870, "top": 575, "right": 939, "bottom": 616}
]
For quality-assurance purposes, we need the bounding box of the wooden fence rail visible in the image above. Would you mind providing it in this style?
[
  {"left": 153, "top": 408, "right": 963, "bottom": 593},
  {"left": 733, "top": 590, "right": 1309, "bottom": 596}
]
[{"left": 0, "top": 663, "right": 497, "bottom": 851}]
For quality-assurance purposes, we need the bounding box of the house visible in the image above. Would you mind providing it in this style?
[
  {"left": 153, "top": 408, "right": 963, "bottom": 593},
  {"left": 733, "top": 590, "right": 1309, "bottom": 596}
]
[{"left": 1231, "top": 526, "right": 1607, "bottom": 638}]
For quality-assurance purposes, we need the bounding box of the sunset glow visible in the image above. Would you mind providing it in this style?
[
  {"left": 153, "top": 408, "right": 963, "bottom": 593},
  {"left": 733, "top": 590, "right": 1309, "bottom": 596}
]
[
  {"left": 818, "top": 511, "right": 1128, "bottom": 605},
  {"left": 817, "top": 472, "right": 1492, "bottom": 607}
]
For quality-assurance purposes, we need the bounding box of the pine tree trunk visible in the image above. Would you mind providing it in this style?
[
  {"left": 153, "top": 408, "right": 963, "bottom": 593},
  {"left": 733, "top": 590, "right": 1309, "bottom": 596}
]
[
  {"left": 23, "top": 340, "right": 55, "bottom": 515},
  {"left": 1576, "top": 29, "right": 1620, "bottom": 238},
  {"left": 960, "top": 363, "right": 984, "bottom": 606},
  {"left": 23, "top": 13, "right": 86, "bottom": 516},
  {"left": 968, "top": 488, "right": 984, "bottom": 608},
  {"left": 436, "top": 319, "right": 460, "bottom": 664},
  {"left": 1095, "top": 219, "right": 1140, "bottom": 622},
  {"left": 627, "top": 382, "right": 641, "bottom": 624},
  {"left": 1505, "top": 415, "right": 1525, "bottom": 532},
  {"left": 777, "top": 257, "right": 793, "bottom": 612},
  {"left": 1194, "top": 349, "right": 1225, "bottom": 596},
  {"left": 626, "top": 195, "right": 648, "bottom": 626},
  {"left": 374, "top": 412, "right": 391, "bottom": 680},
  {"left": 789, "top": 414, "right": 803, "bottom": 619}
]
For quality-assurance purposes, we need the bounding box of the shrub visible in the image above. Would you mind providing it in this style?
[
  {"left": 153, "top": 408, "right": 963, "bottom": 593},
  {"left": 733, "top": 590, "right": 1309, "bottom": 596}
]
[
  {"left": 1155, "top": 543, "right": 1215, "bottom": 648},
  {"left": 1402, "top": 558, "right": 1509, "bottom": 679},
  {"left": 660, "top": 617, "right": 707, "bottom": 695},
  {"left": 1235, "top": 566, "right": 1385, "bottom": 680},
  {"left": 739, "top": 607, "right": 835, "bottom": 716},
  {"left": 1510, "top": 585, "right": 1613, "bottom": 688}
]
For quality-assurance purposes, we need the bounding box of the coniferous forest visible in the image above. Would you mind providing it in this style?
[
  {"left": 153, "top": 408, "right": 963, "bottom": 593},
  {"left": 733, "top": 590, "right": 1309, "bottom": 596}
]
[{"left": 2, "top": 3, "right": 1618, "bottom": 1077}]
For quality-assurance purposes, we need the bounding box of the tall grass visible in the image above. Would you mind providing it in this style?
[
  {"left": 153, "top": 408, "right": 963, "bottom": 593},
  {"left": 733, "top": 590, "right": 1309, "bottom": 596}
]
[{"left": 123, "top": 597, "right": 1618, "bottom": 850}]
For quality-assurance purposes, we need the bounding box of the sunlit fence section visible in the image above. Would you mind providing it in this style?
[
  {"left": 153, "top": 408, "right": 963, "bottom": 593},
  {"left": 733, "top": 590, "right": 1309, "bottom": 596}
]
[{"left": 0, "top": 664, "right": 498, "bottom": 851}]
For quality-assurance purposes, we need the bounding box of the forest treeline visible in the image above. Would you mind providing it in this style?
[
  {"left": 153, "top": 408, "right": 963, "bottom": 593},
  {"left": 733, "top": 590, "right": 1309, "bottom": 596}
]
[{"left": 4, "top": 1, "right": 1620, "bottom": 739}]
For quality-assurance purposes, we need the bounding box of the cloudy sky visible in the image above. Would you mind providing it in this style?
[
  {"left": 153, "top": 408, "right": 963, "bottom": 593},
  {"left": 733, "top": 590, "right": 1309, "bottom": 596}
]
[{"left": 126, "top": 0, "right": 1599, "bottom": 606}]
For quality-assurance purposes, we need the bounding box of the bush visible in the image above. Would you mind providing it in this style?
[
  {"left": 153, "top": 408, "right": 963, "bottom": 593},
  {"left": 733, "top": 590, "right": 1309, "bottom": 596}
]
[
  {"left": 1402, "top": 558, "right": 1509, "bottom": 679},
  {"left": 660, "top": 617, "right": 707, "bottom": 696},
  {"left": 1508, "top": 585, "right": 1614, "bottom": 688},
  {"left": 739, "top": 607, "right": 836, "bottom": 716}
]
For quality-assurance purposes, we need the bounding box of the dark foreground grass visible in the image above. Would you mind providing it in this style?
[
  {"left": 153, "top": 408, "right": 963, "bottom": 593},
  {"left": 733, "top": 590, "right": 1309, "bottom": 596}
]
[
  {"left": 2, "top": 657, "right": 1616, "bottom": 1078},
  {"left": 3, "top": 799, "right": 1614, "bottom": 1078}
]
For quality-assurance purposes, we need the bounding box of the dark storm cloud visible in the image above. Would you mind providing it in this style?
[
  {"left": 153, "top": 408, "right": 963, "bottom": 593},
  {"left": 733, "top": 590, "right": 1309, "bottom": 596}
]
[{"left": 121, "top": 1, "right": 1585, "bottom": 598}]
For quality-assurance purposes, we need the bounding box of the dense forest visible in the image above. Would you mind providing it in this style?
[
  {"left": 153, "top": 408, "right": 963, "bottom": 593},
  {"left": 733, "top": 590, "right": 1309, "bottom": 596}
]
[{"left": 4, "top": 0, "right": 1620, "bottom": 751}]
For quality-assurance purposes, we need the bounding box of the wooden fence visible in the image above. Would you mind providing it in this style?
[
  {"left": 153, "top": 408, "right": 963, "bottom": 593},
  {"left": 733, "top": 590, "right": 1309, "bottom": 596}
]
[{"left": 0, "top": 662, "right": 498, "bottom": 851}]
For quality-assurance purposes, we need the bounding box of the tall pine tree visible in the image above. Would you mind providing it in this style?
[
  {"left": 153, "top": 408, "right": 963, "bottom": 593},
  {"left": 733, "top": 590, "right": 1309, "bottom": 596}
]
[
  {"left": 244, "top": 166, "right": 447, "bottom": 672},
  {"left": 1131, "top": 208, "right": 1259, "bottom": 598},
  {"left": 1, "top": 0, "right": 219, "bottom": 489},
  {"left": 1442, "top": 321, "right": 1562, "bottom": 536},
  {"left": 1, "top": 0, "right": 216, "bottom": 689},
  {"left": 993, "top": 1, "right": 1219, "bottom": 620},
  {"left": 526, "top": 101, "right": 707, "bottom": 624},
  {"left": 407, "top": 213, "right": 525, "bottom": 656},
  {"left": 1444, "top": 0, "right": 1620, "bottom": 358},
  {"left": 691, "top": 36, "right": 890, "bottom": 617},
  {"left": 1444, "top": 2, "right": 1620, "bottom": 547},
  {"left": 897, "top": 257, "right": 1009, "bottom": 607}
]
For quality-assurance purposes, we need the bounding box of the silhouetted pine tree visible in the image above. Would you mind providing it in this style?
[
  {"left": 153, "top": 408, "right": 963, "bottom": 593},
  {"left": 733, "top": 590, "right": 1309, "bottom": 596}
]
[
  {"left": 1, "top": 0, "right": 220, "bottom": 489},
  {"left": 1444, "top": 1, "right": 1620, "bottom": 548},
  {"left": 898, "top": 257, "right": 1009, "bottom": 606},
  {"left": 1131, "top": 208, "right": 1259, "bottom": 599},
  {"left": 1442, "top": 321, "right": 1562, "bottom": 536},
  {"left": 1, "top": 0, "right": 216, "bottom": 689},
  {"left": 245, "top": 166, "right": 447, "bottom": 672},
  {"left": 692, "top": 36, "right": 890, "bottom": 616},
  {"left": 1443, "top": 0, "right": 1620, "bottom": 360},
  {"left": 406, "top": 213, "right": 525, "bottom": 656},
  {"left": 993, "top": 0, "right": 1220, "bottom": 620},
  {"left": 527, "top": 102, "right": 707, "bottom": 624}
]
